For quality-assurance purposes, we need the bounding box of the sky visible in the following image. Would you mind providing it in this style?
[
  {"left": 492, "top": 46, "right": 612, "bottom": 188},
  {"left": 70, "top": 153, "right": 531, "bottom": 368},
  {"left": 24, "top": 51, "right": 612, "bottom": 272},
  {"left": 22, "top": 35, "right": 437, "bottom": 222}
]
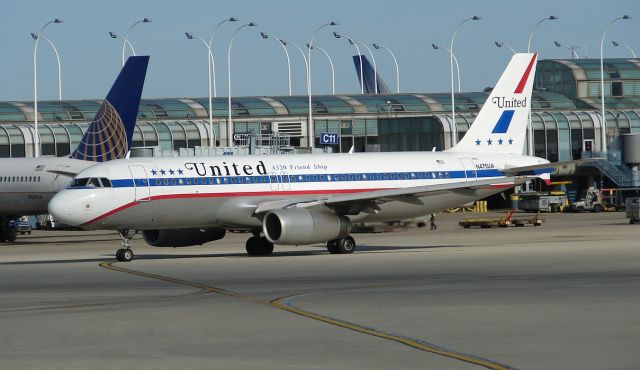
[{"left": 0, "top": 0, "right": 638, "bottom": 102}]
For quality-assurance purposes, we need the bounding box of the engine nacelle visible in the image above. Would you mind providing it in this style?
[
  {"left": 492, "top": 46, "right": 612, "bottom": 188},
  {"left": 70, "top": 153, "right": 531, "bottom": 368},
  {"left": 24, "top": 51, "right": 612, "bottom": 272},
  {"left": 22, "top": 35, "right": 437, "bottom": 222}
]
[
  {"left": 142, "top": 228, "right": 226, "bottom": 247},
  {"left": 263, "top": 209, "right": 350, "bottom": 245}
]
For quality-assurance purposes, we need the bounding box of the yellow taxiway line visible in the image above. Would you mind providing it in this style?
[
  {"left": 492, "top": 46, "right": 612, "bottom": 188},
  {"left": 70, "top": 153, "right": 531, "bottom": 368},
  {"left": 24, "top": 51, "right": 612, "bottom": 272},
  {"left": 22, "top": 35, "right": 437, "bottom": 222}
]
[{"left": 100, "top": 261, "right": 516, "bottom": 370}]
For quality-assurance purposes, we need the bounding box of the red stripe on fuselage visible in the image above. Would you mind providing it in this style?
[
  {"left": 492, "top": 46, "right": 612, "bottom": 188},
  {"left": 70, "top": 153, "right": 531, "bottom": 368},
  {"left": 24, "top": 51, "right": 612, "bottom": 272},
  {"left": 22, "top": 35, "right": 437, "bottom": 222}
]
[
  {"left": 81, "top": 188, "right": 387, "bottom": 226},
  {"left": 514, "top": 53, "right": 537, "bottom": 93}
]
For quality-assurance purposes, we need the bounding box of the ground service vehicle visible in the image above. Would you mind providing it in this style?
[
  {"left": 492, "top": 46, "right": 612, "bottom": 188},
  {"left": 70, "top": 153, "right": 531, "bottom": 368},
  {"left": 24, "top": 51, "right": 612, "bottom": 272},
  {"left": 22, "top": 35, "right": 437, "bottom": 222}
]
[
  {"left": 626, "top": 197, "right": 640, "bottom": 224},
  {"left": 570, "top": 187, "right": 605, "bottom": 213}
]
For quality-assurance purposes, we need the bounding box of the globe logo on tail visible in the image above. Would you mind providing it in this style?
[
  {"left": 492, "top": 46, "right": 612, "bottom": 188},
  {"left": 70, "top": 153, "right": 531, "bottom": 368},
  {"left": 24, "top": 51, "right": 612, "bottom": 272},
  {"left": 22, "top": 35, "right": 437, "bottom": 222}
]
[{"left": 70, "top": 100, "right": 128, "bottom": 162}]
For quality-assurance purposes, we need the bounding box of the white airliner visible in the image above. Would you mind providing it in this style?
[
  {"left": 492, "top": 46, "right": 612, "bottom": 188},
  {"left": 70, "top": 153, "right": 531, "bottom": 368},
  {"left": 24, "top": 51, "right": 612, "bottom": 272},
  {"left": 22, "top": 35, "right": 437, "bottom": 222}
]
[
  {"left": 50, "top": 53, "right": 584, "bottom": 262},
  {"left": 0, "top": 56, "right": 148, "bottom": 242}
]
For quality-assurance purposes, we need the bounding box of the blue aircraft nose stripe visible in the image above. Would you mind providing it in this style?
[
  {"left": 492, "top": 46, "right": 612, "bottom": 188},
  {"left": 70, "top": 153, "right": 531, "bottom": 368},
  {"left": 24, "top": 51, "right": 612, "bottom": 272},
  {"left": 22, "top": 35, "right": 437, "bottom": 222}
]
[{"left": 491, "top": 110, "right": 515, "bottom": 134}]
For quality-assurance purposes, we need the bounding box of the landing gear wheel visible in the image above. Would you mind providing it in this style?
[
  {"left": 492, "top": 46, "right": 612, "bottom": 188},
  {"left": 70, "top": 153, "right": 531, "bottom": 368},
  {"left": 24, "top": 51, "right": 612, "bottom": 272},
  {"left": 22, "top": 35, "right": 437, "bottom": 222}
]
[
  {"left": 246, "top": 236, "right": 274, "bottom": 256},
  {"left": 116, "top": 248, "right": 134, "bottom": 262},
  {"left": 327, "top": 235, "right": 356, "bottom": 254},
  {"left": 326, "top": 240, "right": 339, "bottom": 254}
]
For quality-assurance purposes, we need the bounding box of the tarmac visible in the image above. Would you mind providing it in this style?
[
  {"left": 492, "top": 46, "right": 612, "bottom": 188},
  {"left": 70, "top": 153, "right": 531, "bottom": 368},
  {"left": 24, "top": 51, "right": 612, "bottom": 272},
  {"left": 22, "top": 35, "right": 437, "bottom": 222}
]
[{"left": 1, "top": 211, "right": 639, "bottom": 370}]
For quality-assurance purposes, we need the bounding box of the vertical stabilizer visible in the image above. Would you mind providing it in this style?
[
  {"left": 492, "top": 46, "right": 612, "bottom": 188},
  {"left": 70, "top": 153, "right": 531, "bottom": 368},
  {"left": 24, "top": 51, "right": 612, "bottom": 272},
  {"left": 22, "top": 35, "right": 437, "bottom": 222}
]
[
  {"left": 353, "top": 55, "right": 391, "bottom": 94},
  {"left": 70, "top": 56, "right": 149, "bottom": 162},
  {"left": 447, "top": 53, "right": 537, "bottom": 154}
]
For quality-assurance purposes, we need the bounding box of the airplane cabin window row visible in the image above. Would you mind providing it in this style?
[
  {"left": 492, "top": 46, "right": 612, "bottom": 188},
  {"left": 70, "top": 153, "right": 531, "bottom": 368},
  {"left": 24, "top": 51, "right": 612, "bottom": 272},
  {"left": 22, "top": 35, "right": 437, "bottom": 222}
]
[{"left": 0, "top": 176, "right": 41, "bottom": 183}]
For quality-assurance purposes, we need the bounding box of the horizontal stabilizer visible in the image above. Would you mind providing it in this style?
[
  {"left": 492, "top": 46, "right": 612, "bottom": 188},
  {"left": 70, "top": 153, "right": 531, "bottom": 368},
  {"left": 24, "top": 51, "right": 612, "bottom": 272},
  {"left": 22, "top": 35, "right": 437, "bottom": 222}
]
[{"left": 503, "top": 158, "right": 603, "bottom": 176}]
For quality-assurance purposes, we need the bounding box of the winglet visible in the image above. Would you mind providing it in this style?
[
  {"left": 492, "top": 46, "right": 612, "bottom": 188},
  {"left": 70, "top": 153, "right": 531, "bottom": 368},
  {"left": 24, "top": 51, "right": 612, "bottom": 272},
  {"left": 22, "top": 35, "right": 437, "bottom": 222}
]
[{"left": 70, "top": 56, "right": 149, "bottom": 162}]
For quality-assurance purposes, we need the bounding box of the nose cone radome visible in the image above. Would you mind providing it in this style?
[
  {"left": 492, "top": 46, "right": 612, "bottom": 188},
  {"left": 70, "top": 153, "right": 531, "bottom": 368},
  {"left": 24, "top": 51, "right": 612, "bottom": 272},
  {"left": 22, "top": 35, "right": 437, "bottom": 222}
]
[{"left": 48, "top": 190, "right": 89, "bottom": 227}]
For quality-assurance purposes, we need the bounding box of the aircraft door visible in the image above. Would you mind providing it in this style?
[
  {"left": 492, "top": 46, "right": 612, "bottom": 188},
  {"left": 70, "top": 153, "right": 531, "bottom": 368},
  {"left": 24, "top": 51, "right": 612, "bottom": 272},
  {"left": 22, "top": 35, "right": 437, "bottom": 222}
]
[
  {"left": 280, "top": 172, "right": 291, "bottom": 191},
  {"left": 459, "top": 158, "right": 477, "bottom": 180},
  {"left": 128, "top": 165, "right": 150, "bottom": 201}
]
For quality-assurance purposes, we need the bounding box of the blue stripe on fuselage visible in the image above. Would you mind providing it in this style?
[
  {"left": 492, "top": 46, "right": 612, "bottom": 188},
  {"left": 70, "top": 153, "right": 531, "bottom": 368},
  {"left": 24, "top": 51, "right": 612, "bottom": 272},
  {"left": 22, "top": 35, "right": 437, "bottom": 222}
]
[{"left": 67, "top": 169, "right": 507, "bottom": 190}]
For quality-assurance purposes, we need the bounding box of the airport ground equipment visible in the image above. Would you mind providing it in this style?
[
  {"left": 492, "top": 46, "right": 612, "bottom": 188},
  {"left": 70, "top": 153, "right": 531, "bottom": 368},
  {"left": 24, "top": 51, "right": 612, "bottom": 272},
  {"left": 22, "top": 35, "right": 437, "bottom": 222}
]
[
  {"left": 569, "top": 187, "right": 607, "bottom": 213},
  {"left": 517, "top": 191, "right": 567, "bottom": 212},
  {"left": 459, "top": 209, "right": 543, "bottom": 228},
  {"left": 626, "top": 197, "right": 640, "bottom": 224}
]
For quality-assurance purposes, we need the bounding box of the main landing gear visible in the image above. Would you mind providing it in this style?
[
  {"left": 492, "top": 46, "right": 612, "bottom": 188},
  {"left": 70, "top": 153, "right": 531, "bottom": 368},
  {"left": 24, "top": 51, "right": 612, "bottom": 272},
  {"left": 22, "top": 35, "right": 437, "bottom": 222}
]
[
  {"left": 115, "top": 229, "right": 136, "bottom": 262},
  {"left": 245, "top": 234, "right": 274, "bottom": 256},
  {"left": 326, "top": 235, "right": 357, "bottom": 254}
]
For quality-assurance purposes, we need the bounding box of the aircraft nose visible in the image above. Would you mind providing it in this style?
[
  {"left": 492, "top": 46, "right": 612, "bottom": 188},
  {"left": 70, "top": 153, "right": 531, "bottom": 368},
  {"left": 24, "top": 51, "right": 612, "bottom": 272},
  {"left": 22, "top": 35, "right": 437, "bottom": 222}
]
[{"left": 48, "top": 190, "right": 89, "bottom": 227}]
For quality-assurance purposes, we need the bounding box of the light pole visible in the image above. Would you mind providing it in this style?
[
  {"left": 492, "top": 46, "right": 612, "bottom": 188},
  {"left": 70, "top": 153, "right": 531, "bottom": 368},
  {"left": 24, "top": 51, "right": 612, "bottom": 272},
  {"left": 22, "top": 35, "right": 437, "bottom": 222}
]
[
  {"left": 33, "top": 18, "right": 63, "bottom": 158},
  {"left": 334, "top": 32, "right": 364, "bottom": 94},
  {"left": 554, "top": 41, "right": 580, "bottom": 59},
  {"left": 528, "top": 16, "right": 557, "bottom": 52},
  {"left": 109, "top": 32, "right": 136, "bottom": 55},
  {"left": 494, "top": 41, "right": 516, "bottom": 54},
  {"left": 600, "top": 15, "right": 631, "bottom": 152},
  {"left": 121, "top": 18, "right": 151, "bottom": 66},
  {"left": 208, "top": 17, "right": 237, "bottom": 97},
  {"left": 31, "top": 33, "right": 62, "bottom": 100},
  {"left": 450, "top": 16, "right": 480, "bottom": 147},
  {"left": 227, "top": 22, "right": 257, "bottom": 146},
  {"left": 527, "top": 16, "right": 557, "bottom": 155},
  {"left": 373, "top": 43, "right": 400, "bottom": 93},
  {"left": 288, "top": 42, "right": 310, "bottom": 94},
  {"left": 612, "top": 40, "right": 637, "bottom": 58},
  {"left": 186, "top": 32, "right": 215, "bottom": 148},
  {"left": 307, "top": 44, "right": 335, "bottom": 94},
  {"left": 261, "top": 32, "right": 292, "bottom": 96},
  {"left": 307, "top": 21, "right": 337, "bottom": 148},
  {"left": 432, "top": 44, "right": 461, "bottom": 92}
]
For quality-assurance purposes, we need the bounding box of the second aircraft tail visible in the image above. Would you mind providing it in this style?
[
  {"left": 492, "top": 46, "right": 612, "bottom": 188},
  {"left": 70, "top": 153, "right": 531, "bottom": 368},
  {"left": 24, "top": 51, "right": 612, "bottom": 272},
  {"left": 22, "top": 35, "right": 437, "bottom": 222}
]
[{"left": 70, "top": 56, "right": 149, "bottom": 162}]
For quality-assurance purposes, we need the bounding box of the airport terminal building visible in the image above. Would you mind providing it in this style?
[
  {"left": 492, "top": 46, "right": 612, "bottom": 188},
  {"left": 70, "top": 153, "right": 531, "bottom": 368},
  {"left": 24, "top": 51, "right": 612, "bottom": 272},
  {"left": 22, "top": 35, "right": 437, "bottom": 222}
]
[{"left": 1, "top": 58, "right": 639, "bottom": 190}]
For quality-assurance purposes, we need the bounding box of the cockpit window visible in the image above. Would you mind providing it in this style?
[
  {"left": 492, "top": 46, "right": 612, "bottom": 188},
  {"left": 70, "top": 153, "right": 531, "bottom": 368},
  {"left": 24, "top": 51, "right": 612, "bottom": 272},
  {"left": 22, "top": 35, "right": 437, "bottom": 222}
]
[
  {"left": 70, "top": 178, "right": 89, "bottom": 187},
  {"left": 70, "top": 177, "right": 112, "bottom": 188}
]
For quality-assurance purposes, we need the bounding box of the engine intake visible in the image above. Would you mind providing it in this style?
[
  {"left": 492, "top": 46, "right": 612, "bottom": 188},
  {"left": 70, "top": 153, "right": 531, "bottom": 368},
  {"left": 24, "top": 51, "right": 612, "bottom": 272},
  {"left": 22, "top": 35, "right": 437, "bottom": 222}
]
[
  {"left": 142, "top": 228, "right": 226, "bottom": 247},
  {"left": 263, "top": 209, "right": 350, "bottom": 245}
]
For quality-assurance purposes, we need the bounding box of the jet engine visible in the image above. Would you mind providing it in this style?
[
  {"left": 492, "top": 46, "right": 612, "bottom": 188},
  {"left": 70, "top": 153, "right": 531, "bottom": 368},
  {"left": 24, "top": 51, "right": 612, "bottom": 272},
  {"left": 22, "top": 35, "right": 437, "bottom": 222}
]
[
  {"left": 142, "top": 228, "right": 226, "bottom": 247},
  {"left": 263, "top": 209, "right": 351, "bottom": 245}
]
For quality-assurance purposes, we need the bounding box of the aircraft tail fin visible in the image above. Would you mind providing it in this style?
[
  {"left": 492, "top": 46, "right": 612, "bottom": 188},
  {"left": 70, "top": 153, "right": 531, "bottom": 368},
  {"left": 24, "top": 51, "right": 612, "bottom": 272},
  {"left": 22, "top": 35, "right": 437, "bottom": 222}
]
[
  {"left": 70, "top": 56, "right": 149, "bottom": 162},
  {"left": 353, "top": 55, "right": 391, "bottom": 94},
  {"left": 447, "top": 53, "right": 537, "bottom": 154}
]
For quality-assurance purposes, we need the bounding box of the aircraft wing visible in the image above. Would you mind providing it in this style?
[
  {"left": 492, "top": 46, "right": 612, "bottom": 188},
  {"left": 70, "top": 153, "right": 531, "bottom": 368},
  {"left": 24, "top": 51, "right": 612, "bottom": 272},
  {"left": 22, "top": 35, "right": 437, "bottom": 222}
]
[
  {"left": 503, "top": 158, "right": 603, "bottom": 176},
  {"left": 254, "top": 176, "right": 529, "bottom": 216}
]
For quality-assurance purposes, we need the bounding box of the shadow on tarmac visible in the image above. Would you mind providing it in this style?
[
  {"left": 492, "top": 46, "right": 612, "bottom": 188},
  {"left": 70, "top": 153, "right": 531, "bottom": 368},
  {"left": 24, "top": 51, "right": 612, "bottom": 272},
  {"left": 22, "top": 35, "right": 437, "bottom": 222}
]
[{"left": 0, "top": 244, "right": 461, "bottom": 265}]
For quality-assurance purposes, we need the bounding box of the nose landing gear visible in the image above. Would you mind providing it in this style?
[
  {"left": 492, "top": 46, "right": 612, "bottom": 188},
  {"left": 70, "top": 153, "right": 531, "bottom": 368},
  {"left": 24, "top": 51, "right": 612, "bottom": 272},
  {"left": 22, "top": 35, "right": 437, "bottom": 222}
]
[{"left": 116, "top": 229, "right": 136, "bottom": 262}]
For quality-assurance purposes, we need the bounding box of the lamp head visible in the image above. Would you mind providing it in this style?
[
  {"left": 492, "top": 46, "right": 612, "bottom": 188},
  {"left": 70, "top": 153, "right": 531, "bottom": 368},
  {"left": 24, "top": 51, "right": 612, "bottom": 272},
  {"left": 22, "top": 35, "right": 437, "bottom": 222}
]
[
  {"left": 306, "top": 43, "right": 313, "bottom": 49},
  {"left": 53, "top": 18, "right": 63, "bottom": 24},
  {"left": 279, "top": 39, "right": 287, "bottom": 46},
  {"left": 185, "top": 32, "right": 194, "bottom": 40},
  {"left": 333, "top": 32, "right": 341, "bottom": 38},
  {"left": 229, "top": 17, "right": 238, "bottom": 22},
  {"left": 612, "top": 41, "right": 620, "bottom": 46},
  {"left": 622, "top": 15, "right": 631, "bottom": 20},
  {"left": 472, "top": 16, "right": 481, "bottom": 20},
  {"left": 142, "top": 18, "right": 152, "bottom": 23},
  {"left": 109, "top": 31, "right": 117, "bottom": 39},
  {"left": 494, "top": 41, "right": 502, "bottom": 47},
  {"left": 554, "top": 41, "right": 561, "bottom": 47},
  {"left": 329, "top": 21, "right": 338, "bottom": 26},
  {"left": 373, "top": 43, "right": 380, "bottom": 49},
  {"left": 260, "top": 32, "right": 268, "bottom": 39},
  {"left": 248, "top": 22, "right": 257, "bottom": 27},
  {"left": 431, "top": 43, "right": 439, "bottom": 50},
  {"left": 30, "top": 33, "right": 38, "bottom": 40},
  {"left": 548, "top": 16, "right": 558, "bottom": 20}
]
